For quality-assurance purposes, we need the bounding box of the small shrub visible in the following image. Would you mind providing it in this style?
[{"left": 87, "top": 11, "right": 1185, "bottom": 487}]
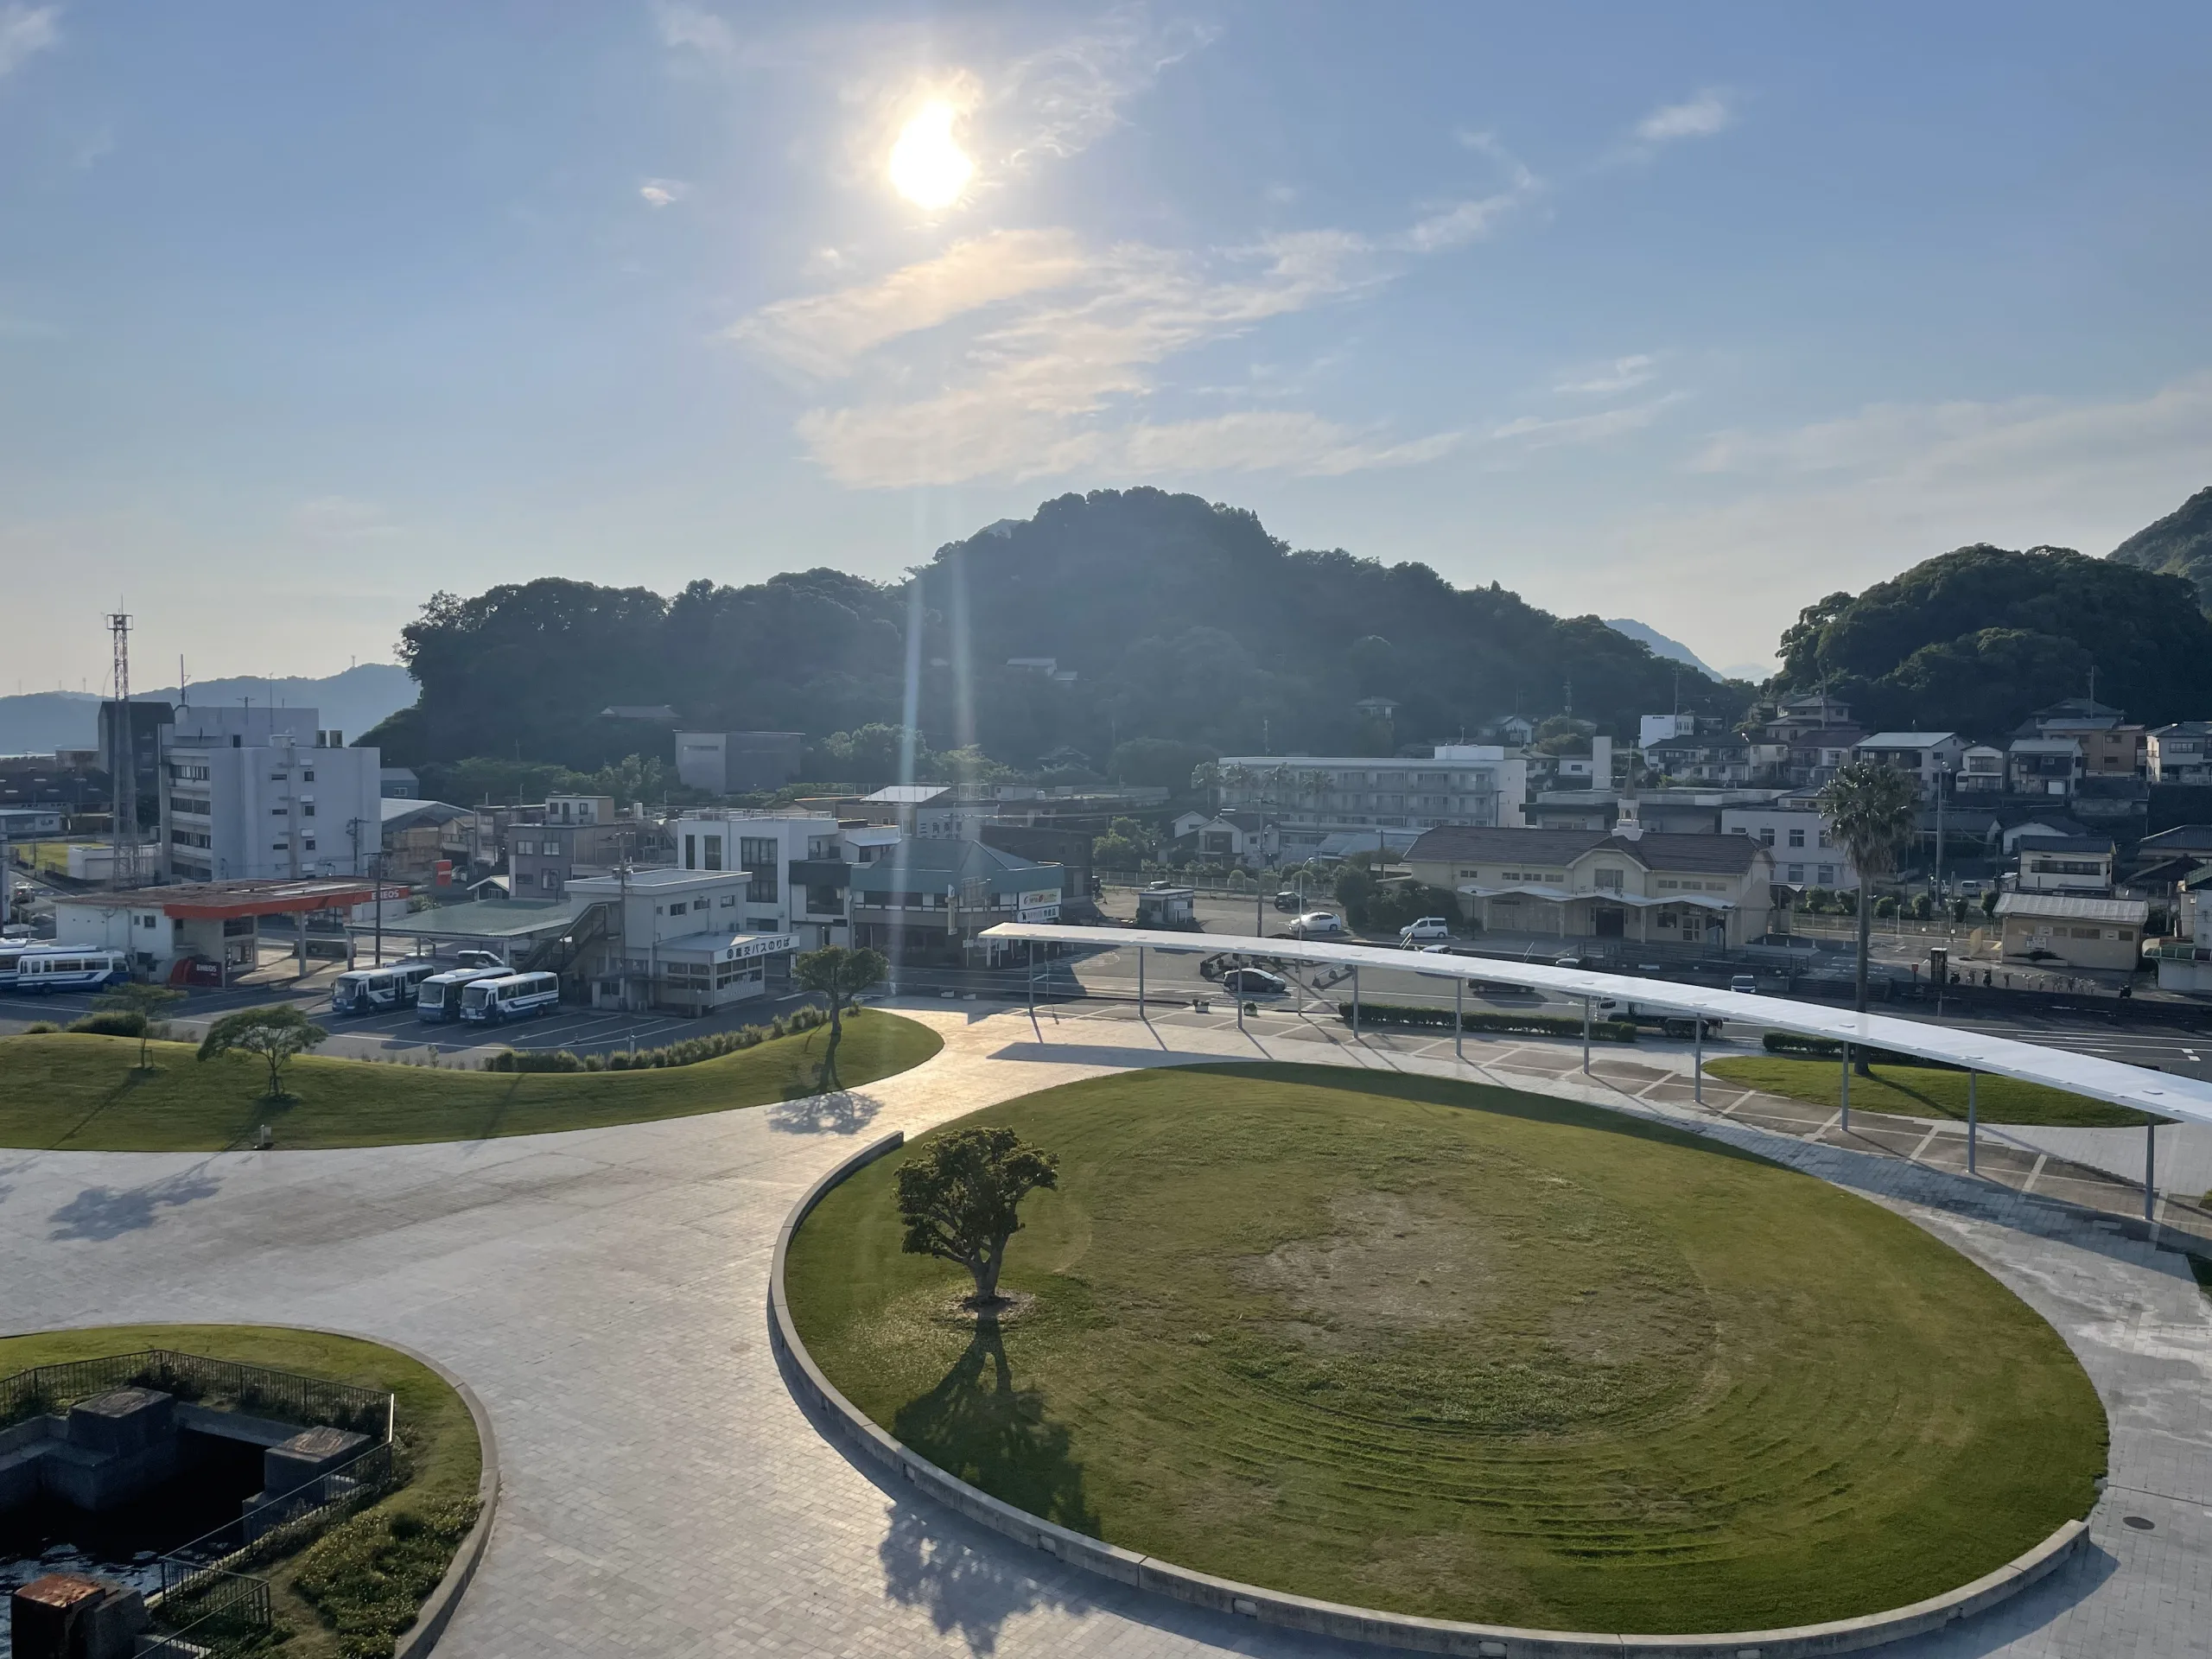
[
  {"left": 291, "top": 1498, "right": 480, "bottom": 1659},
  {"left": 67, "top": 1010, "right": 147, "bottom": 1038},
  {"left": 1874, "top": 895, "right": 1900, "bottom": 918},
  {"left": 1761, "top": 1032, "right": 1956, "bottom": 1069},
  {"left": 1340, "top": 1001, "right": 1637, "bottom": 1042},
  {"left": 478, "top": 1004, "right": 830, "bottom": 1073},
  {"left": 23, "top": 1021, "right": 60, "bottom": 1034}
]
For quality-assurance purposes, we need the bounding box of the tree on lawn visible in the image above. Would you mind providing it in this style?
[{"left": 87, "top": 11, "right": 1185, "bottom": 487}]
[
  {"left": 792, "top": 944, "right": 887, "bottom": 1090},
  {"left": 196, "top": 1005, "right": 329, "bottom": 1099},
  {"left": 1818, "top": 759, "right": 1923, "bottom": 1058},
  {"left": 897, "top": 1126, "right": 1059, "bottom": 1309},
  {"left": 94, "top": 982, "right": 187, "bottom": 1071}
]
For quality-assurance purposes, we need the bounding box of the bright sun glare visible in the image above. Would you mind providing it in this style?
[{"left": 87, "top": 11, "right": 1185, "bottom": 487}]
[{"left": 889, "top": 102, "right": 972, "bottom": 210}]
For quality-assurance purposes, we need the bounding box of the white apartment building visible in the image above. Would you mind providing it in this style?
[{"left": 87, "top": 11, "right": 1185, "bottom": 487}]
[
  {"left": 162, "top": 706, "right": 382, "bottom": 883},
  {"left": 563, "top": 865, "right": 794, "bottom": 1014},
  {"left": 1213, "top": 746, "right": 1529, "bottom": 858},
  {"left": 1719, "top": 797, "right": 1857, "bottom": 890},
  {"left": 663, "top": 809, "right": 902, "bottom": 950}
]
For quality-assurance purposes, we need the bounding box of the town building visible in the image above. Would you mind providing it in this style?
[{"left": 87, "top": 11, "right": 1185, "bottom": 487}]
[
  {"left": 1404, "top": 812, "right": 1778, "bottom": 947},
  {"left": 1168, "top": 810, "right": 1281, "bottom": 864},
  {"left": 673, "top": 731, "right": 807, "bottom": 796},
  {"left": 562, "top": 865, "right": 795, "bottom": 1013},
  {"left": 1993, "top": 893, "right": 2147, "bottom": 973},
  {"left": 160, "top": 707, "right": 381, "bottom": 884},
  {"left": 2147, "top": 722, "right": 2212, "bottom": 785},
  {"left": 379, "top": 800, "right": 474, "bottom": 884},
  {"left": 845, "top": 836, "right": 1065, "bottom": 966},
  {"left": 1643, "top": 734, "right": 1753, "bottom": 786},
  {"left": 378, "top": 767, "right": 420, "bottom": 798},
  {"left": 658, "top": 809, "right": 889, "bottom": 950},
  {"left": 1719, "top": 797, "right": 1857, "bottom": 889},
  {"left": 2018, "top": 698, "right": 2146, "bottom": 777},
  {"left": 1851, "top": 733, "right": 1969, "bottom": 798},
  {"left": 2013, "top": 835, "right": 2116, "bottom": 895},
  {"left": 1955, "top": 746, "right": 2007, "bottom": 792},
  {"left": 2007, "top": 738, "right": 2084, "bottom": 798},
  {"left": 48, "top": 876, "right": 381, "bottom": 984},
  {"left": 2154, "top": 873, "right": 2212, "bottom": 993},
  {"left": 1210, "top": 747, "right": 1529, "bottom": 859}
]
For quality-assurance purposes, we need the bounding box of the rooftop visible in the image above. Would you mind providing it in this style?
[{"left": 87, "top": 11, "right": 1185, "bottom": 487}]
[
  {"left": 371, "top": 897, "right": 581, "bottom": 940},
  {"left": 1857, "top": 732, "right": 1961, "bottom": 748},
  {"left": 2139, "top": 824, "right": 2212, "bottom": 853},
  {"left": 53, "top": 876, "right": 380, "bottom": 919},
  {"left": 2008, "top": 738, "right": 2085, "bottom": 755},
  {"left": 864, "top": 785, "right": 952, "bottom": 804},
  {"left": 2015, "top": 835, "right": 2115, "bottom": 855},
  {"left": 1994, "top": 893, "right": 2148, "bottom": 925},
  {"left": 1406, "top": 824, "right": 1765, "bottom": 875},
  {"left": 567, "top": 866, "right": 747, "bottom": 893}
]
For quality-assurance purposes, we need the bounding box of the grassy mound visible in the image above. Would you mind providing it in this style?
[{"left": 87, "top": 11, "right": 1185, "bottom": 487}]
[
  {"left": 0, "top": 1009, "right": 941, "bottom": 1150},
  {"left": 0, "top": 1325, "right": 478, "bottom": 1659},
  {"left": 787, "top": 1064, "right": 2103, "bottom": 1634},
  {"left": 1706, "top": 1055, "right": 2159, "bottom": 1128}
]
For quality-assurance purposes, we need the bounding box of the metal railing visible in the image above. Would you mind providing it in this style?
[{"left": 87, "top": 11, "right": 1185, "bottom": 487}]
[
  {"left": 156, "top": 1439, "right": 398, "bottom": 1602},
  {"left": 138, "top": 1571, "right": 273, "bottom": 1658},
  {"left": 0, "top": 1349, "right": 393, "bottom": 1438}
]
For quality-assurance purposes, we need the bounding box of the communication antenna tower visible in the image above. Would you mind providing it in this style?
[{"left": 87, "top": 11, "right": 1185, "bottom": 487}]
[{"left": 108, "top": 612, "right": 139, "bottom": 888}]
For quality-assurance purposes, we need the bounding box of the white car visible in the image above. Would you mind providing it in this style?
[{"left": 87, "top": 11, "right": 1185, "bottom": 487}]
[
  {"left": 1292, "top": 911, "right": 1345, "bottom": 938},
  {"left": 1398, "top": 916, "right": 1452, "bottom": 944},
  {"left": 1729, "top": 975, "right": 1759, "bottom": 995}
]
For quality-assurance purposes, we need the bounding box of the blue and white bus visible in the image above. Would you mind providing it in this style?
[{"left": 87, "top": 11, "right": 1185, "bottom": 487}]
[
  {"left": 5, "top": 945, "right": 131, "bottom": 995},
  {"left": 416, "top": 964, "right": 512, "bottom": 1023},
  {"left": 330, "top": 959, "right": 440, "bottom": 1015},
  {"left": 459, "top": 971, "right": 560, "bottom": 1025}
]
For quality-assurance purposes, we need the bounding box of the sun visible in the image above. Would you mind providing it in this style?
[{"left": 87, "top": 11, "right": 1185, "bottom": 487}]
[{"left": 888, "top": 102, "right": 972, "bottom": 210}]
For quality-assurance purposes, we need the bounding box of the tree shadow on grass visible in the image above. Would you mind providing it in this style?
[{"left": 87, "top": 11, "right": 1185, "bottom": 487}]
[
  {"left": 47, "top": 1165, "right": 222, "bottom": 1241},
  {"left": 880, "top": 1318, "right": 1099, "bottom": 1654}
]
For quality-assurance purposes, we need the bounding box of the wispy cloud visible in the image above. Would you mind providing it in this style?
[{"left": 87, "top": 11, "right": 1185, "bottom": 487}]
[
  {"left": 0, "top": 3, "right": 60, "bottom": 80},
  {"left": 638, "top": 178, "right": 691, "bottom": 208},
  {"left": 995, "top": 6, "right": 1218, "bottom": 171},
  {"left": 1490, "top": 394, "right": 1686, "bottom": 450},
  {"left": 1555, "top": 354, "right": 1656, "bottom": 395},
  {"left": 1635, "top": 89, "right": 1733, "bottom": 145},
  {"left": 652, "top": 1, "right": 736, "bottom": 60}
]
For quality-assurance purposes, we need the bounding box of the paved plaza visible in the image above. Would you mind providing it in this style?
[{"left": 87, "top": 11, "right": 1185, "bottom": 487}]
[{"left": 3, "top": 1001, "right": 2209, "bottom": 1657}]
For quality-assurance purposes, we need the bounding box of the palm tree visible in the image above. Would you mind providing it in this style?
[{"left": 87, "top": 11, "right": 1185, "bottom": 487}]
[{"left": 1819, "top": 759, "right": 1923, "bottom": 1045}]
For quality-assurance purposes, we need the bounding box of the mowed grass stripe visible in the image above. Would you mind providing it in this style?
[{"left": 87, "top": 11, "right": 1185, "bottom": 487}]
[
  {"left": 786, "top": 1064, "right": 2102, "bottom": 1632},
  {"left": 1706, "top": 1054, "right": 2160, "bottom": 1128},
  {"left": 0, "top": 1010, "right": 941, "bottom": 1149}
]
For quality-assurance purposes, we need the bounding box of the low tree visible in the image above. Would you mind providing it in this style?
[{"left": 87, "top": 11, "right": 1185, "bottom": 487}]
[
  {"left": 196, "top": 1005, "right": 329, "bottom": 1099},
  {"left": 791, "top": 944, "right": 888, "bottom": 1090},
  {"left": 94, "top": 982, "right": 187, "bottom": 1071},
  {"left": 896, "top": 1126, "right": 1059, "bottom": 1308}
]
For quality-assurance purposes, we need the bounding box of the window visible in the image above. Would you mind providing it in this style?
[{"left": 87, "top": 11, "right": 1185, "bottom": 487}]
[
  {"left": 704, "top": 838, "right": 723, "bottom": 871},
  {"left": 302, "top": 769, "right": 315, "bottom": 783},
  {"left": 747, "top": 915, "right": 779, "bottom": 931},
  {"left": 271, "top": 806, "right": 288, "bottom": 817},
  {"left": 1758, "top": 827, "right": 1776, "bottom": 847},
  {"left": 740, "top": 836, "right": 777, "bottom": 868},
  {"left": 515, "top": 840, "right": 534, "bottom": 856},
  {"left": 271, "top": 841, "right": 289, "bottom": 851},
  {"left": 1818, "top": 864, "right": 1836, "bottom": 884},
  {"left": 720, "top": 893, "right": 736, "bottom": 907},
  {"left": 1788, "top": 864, "right": 1805, "bottom": 883},
  {"left": 692, "top": 898, "right": 709, "bottom": 912},
  {"left": 683, "top": 834, "right": 696, "bottom": 870},
  {"left": 1818, "top": 830, "right": 1833, "bottom": 848},
  {"left": 747, "top": 871, "right": 777, "bottom": 904},
  {"left": 542, "top": 870, "right": 559, "bottom": 891},
  {"left": 302, "top": 837, "right": 316, "bottom": 851},
  {"left": 302, "top": 804, "right": 315, "bottom": 818},
  {"left": 1787, "top": 828, "right": 1805, "bottom": 848},
  {"left": 1594, "top": 868, "right": 1624, "bottom": 891}
]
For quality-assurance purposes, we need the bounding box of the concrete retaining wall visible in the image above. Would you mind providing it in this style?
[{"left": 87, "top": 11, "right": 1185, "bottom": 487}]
[{"left": 768, "top": 1132, "right": 2088, "bottom": 1659}]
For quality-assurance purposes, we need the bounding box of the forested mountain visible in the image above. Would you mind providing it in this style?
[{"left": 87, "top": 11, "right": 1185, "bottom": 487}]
[
  {"left": 361, "top": 488, "right": 1739, "bottom": 776},
  {"left": 1774, "top": 543, "right": 2212, "bottom": 739},
  {"left": 2109, "top": 484, "right": 2212, "bottom": 608}
]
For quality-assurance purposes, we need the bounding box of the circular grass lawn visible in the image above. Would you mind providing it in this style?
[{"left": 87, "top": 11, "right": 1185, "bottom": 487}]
[{"left": 785, "top": 1064, "right": 2105, "bottom": 1635}]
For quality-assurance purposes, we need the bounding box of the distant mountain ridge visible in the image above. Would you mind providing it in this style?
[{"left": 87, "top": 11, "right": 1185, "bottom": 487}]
[
  {"left": 0, "top": 664, "right": 413, "bottom": 757},
  {"left": 1601, "top": 619, "right": 1725, "bottom": 681},
  {"left": 2109, "top": 484, "right": 2212, "bottom": 608}
]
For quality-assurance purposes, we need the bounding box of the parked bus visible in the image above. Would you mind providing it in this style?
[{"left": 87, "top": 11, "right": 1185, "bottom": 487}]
[
  {"left": 330, "top": 959, "right": 440, "bottom": 1015},
  {"left": 6, "top": 945, "right": 130, "bottom": 995},
  {"left": 459, "top": 971, "right": 561, "bottom": 1025},
  {"left": 415, "top": 964, "right": 512, "bottom": 1023}
]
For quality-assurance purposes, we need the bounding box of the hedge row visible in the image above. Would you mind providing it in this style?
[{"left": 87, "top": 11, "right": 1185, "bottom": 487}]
[
  {"left": 1760, "top": 1031, "right": 1956, "bottom": 1070},
  {"left": 482, "top": 1003, "right": 830, "bottom": 1072},
  {"left": 1338, "top": 1001, "right": 1639, "bottom": 1042}
]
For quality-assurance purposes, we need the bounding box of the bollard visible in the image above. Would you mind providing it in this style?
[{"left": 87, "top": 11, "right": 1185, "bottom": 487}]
[
  {"left": 1967, "top": 1071, "right": 1978, "bottom": 1174},
  {"left": 1454, "top": 976, "right": 1464, "bottom": 1064},
  {"left": 1582, "top": 997, "right": 1592, "bottom": 1073},
  {"left": 1840, "top": 1043, "right": 1850, "bottom": 1133},
  {"left": 1694, "top": 1015, "right": 1703, "bottom": 1104}
]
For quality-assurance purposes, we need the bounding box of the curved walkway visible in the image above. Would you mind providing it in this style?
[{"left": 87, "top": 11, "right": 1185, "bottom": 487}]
[{"left": 3, "top": 1004, "right": 2207, "bottom": 1659}]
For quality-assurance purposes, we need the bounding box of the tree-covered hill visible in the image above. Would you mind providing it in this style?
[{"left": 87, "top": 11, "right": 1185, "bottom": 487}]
[
  {"left": 360, "top": 489, "right": 1740, "bottom": 775},
  {"left": 2109, "top": 484, "right": 2212, "bottom": 608},
  {"left": 1773, "top": 543, "right": 2212, "bottom": 739}
]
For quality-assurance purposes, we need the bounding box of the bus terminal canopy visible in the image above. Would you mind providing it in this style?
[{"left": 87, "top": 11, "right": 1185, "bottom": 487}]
[
  {"left": 147, "top": 879, "right": 383, "bottom": 919},
  {"left": 980, "top": 921, "right": 2212, "bottom": 1130}
]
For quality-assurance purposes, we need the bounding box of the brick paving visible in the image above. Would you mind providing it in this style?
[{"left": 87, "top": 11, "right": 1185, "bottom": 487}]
[{"left": 1, "top": 1000, "right": 2206, "bottom": 1656}]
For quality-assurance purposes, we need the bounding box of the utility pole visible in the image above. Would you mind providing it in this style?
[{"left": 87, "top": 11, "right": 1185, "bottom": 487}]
[{"left": 107, "top": 612, "right": 139, "bottom": 889}]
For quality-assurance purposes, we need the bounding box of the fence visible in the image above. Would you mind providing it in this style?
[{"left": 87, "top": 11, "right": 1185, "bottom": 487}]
[
  {"left": 138, "top": 1571, "right": 273, "bottom": 1658},
  {"left": 156, "top": 1439, "right": 398, "bottom": 1602},
  {"left": 0, "top": 1349, "right": 393, "bottom": 1438}
]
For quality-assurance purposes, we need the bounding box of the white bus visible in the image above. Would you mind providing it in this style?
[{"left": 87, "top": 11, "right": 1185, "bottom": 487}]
[
  {"left": 459, "top": 971, "right": 561, "bottom": 1025},
  {"left": 6, "top": 946, "right": 131, "bottom": 995},
  {"left": 330, "top": 959, "right": 440, "bottom": 1015},
  {"left": 416, "top": 964, "right": 512, "bottom": 1023}
]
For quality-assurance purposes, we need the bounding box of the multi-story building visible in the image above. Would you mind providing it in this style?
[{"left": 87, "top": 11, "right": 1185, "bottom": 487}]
[
  {"left": 1719, "top": 797, "right": 1857, "bottom": 890},
  {"left": 663, "top": 809, "right": 903, "bottom": 950},
  {"left": 1851, "top": 733, "right": 1969, "bottom": 798},
  {"left": 160, "top": 707, "right": 381, "bottom": 883},
  {"left": 1211, "top": 747, "right": 1529, "bottom": 859},
  {"left": 845, "top": 836, "right": 1066, "bottom": 966},
  {"left": 1404, "top": 812, "right": 1778, "bottom": 947},
  {"left": 1643, "top": 734, "right": 1753, "bottom": 786},
  {"left": 673, "top": 731, "right": 806, "bottom": 796},
  {"left": 2014, "top": 835, "right": 2115, "bottom": 896},
  {"left": 1955, "top": 745, "right": 2006, "bottom": 792},
  {"left": 2007, "top": 738, "right": 2084, "bottom": 798},
  {"left": 2148, "top": 722, "right": 2212, "bottom": 785},
  {"left": 562, "top": 865, "right": 795, "bottom": 1014}
]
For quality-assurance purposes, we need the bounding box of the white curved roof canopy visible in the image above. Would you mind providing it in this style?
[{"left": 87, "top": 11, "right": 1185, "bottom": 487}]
[{"left": 980, "top": 922, "right": 2212, "bottom": 1128}]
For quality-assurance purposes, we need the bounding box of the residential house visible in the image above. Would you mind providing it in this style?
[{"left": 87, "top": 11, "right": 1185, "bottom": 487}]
[
  {"left": 2007, "top": 738, "right": 2084, "bottom": 798},
  {"left": 2014, "top": 835, "right": 2115, "bottom": 895},
  {"left": 1211, "top": 747, "right": 1529, "bottom": 860},
  {"left": 1955, "top": 746, "right": 2006, "bottom": 792},
  {"left": 2148, "top": 722, "right": 2212, "bottom": 785},
  {"left": 380, "top": 799, "right": 474, "bottom": 884},
  {"left": 1643, "top": 734, "right": 1753, "bottom": 786},
  {"left": 1719, "top": 796, "right": 1857, "bottom": 889},
  {"left": 2154, "top": 871, "right": 2212, "bottom": 993},
  {"left": 1851, "top": 733, "right": 1969, "bottom": 798},
  {"left": 1993, "top": 893, "right": 2147, "bottom": 973},
  {"left": 1404, "top": 811, "right": 1778, "bottom": 948},
  {"left": 1168, "top": 810, "right": 1280, "bottom": 865},
  {"left": 2019, "top": 698, "right": 2146, "bottom": 777},
  {"left": 1760, "top": 692, "right": 1855, "bottom": 741}
]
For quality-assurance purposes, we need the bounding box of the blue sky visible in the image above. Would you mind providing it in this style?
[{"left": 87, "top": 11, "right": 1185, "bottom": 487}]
[{"left": 4, "top": 2, "right": 2211, "bottom": 692}]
